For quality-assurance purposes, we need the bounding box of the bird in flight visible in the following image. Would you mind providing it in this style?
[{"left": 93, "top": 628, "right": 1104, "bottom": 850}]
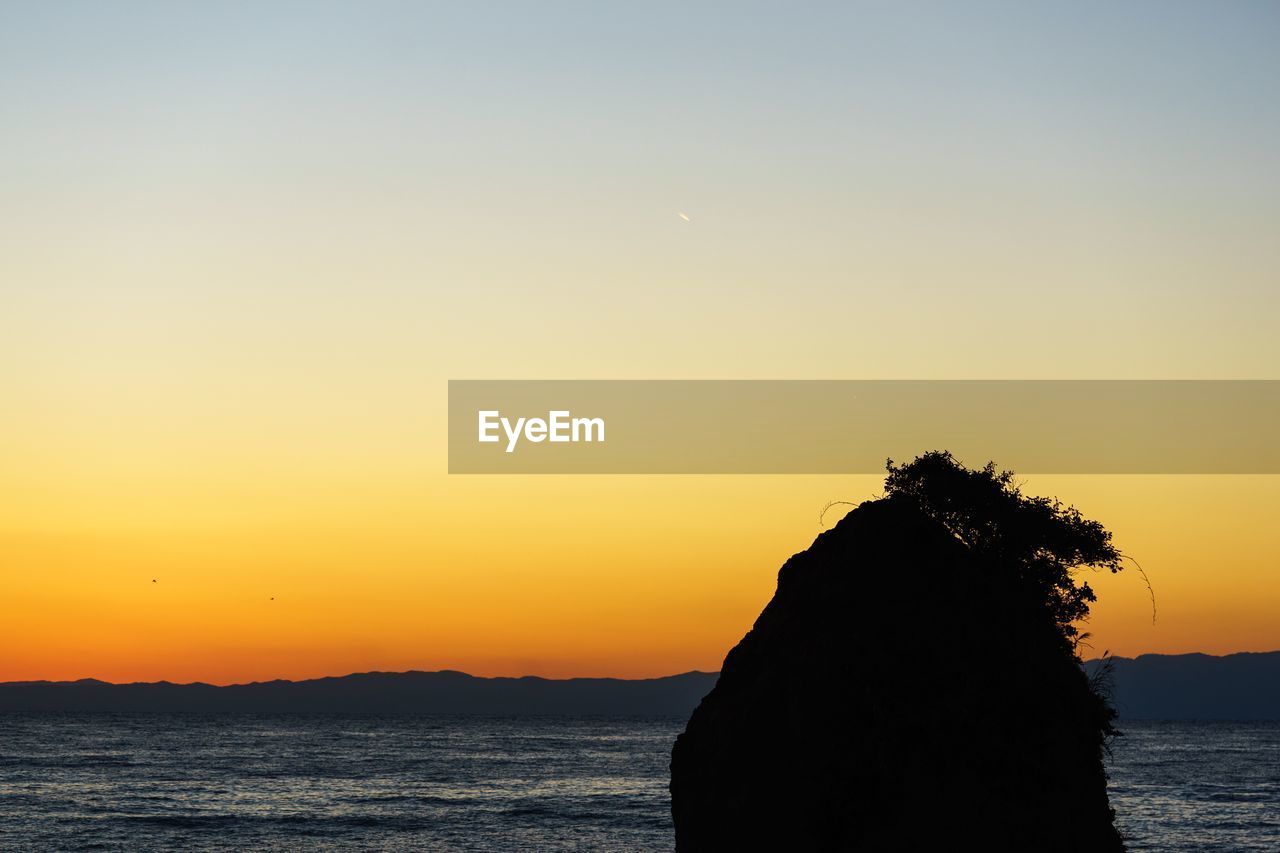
[{"left": 678, "top": 211, "right": 691, "bottom": 222}]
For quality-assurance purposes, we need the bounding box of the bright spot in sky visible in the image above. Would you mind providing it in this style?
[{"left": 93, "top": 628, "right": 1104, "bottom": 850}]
[{"left": 678, "top": 211, "right": 691, "bottom": 222}]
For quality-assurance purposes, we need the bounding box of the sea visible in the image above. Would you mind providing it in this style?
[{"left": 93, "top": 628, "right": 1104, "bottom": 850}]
[{"left": 0, "top": 716, "right": 1275, "bottom": 851}]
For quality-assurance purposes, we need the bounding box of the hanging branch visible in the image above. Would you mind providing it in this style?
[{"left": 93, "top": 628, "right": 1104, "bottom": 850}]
[
  {"left": 818, "top": 500, "right": 859, "bottom": 528},
  {"left": 1120, "top": 553, "right": 1157, "bottom": 625}
]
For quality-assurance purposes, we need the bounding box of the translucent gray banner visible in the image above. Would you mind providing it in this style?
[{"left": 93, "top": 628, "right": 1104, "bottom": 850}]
[{"left": 448, "top": 381, "right": 1280, "bottom": 474}]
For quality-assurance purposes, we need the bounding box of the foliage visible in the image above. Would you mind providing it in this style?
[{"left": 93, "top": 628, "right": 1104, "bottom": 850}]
[{"left": 883, "top": 451, "right": 1122, "bottom": 645}]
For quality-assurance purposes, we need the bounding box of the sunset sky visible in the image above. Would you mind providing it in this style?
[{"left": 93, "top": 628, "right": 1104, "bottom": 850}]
[{"left": 4, "top": 2, "right": 1279, "bottom": 683}]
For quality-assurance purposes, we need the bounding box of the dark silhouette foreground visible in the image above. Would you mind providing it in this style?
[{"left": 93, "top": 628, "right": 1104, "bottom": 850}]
[{"left": 671, "top": 453, "right": 1125, "bottom": 851}]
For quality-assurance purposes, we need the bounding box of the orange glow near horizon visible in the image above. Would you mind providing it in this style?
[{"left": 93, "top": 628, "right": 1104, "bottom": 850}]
[{"left": 4, "top": 469, "right": 1279, "bottom": 685}]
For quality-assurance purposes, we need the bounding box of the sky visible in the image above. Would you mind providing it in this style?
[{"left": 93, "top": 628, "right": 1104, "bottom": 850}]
[{"left": 3, "top": 2, "right": 1279, "bottom": 683}]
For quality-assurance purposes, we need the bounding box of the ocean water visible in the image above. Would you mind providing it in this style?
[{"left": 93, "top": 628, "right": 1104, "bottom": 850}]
[
  {"left": 1107, "top": 720, "right": 1280, "bottom": 851},
  {"left": 0, "top": 716, "right": 1275, "bottom": 851}
]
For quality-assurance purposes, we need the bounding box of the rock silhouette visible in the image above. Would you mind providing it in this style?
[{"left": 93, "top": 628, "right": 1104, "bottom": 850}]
[{"left": 671, "top": 454, "right": 1124, "bottom": 851}]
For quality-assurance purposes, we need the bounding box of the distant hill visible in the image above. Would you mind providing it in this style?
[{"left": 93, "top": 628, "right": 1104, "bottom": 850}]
[
  {"left": 2, "top": 652, "right": 1277, "bottom": 717},
  {"left": 0, "top": 670, "right": 718, "bottom": 715},
  {"left": 1086, "top": 651, "right": 1280, "bottom": 720}
]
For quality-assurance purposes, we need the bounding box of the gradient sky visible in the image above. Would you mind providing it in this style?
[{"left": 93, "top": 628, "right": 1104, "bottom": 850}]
[{"left": 3, "top": 2, "right": 1279, "bottom": 683}]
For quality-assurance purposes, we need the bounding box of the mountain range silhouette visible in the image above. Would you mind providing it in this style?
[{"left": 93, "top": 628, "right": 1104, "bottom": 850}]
[
  {"left": 2, "top": 653, "right": 1276, "bottom": 717},
  {"left": 0, "top": 670, "right": 713, "bottom": 714}
]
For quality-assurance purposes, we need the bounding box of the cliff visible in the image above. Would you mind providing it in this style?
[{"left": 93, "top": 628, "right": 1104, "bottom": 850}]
[{"left": 670, "top": 497, "right": 1123, "bottom": 851}]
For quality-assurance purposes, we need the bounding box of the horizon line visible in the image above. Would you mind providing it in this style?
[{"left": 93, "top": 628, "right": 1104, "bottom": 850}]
[{"left": 6, "top": 649, "right": 1279, "bottom": 690}]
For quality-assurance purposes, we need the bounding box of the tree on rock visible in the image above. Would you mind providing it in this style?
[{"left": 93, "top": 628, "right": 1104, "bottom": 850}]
[{"left": 883, "top": 450, "right": 1122, "bottom": 647}]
